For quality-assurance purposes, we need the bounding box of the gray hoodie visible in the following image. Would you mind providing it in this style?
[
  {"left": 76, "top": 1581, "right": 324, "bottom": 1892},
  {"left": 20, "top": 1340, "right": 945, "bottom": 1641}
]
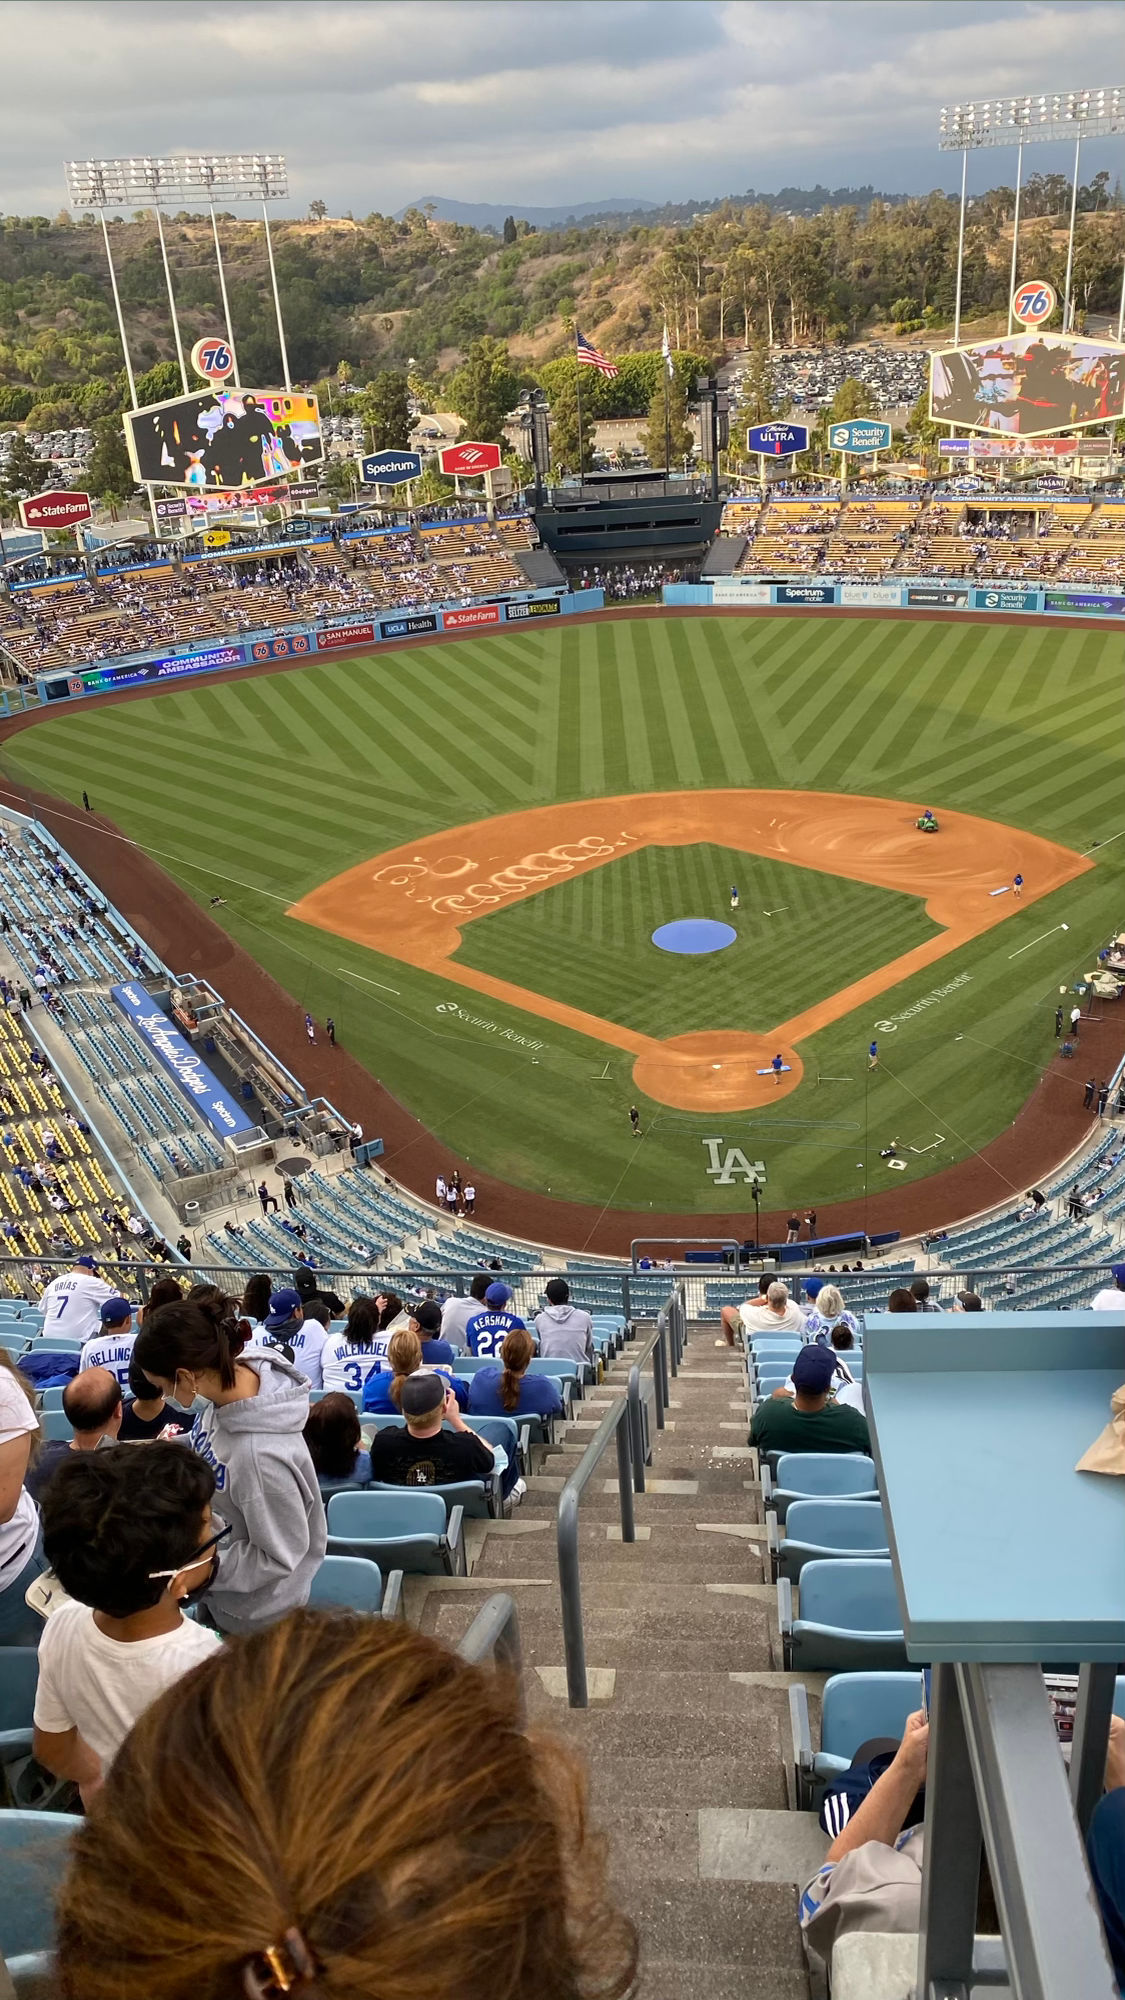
[
  {"left": 190, "top": 1352, "right": 327, "bottom": 1635},
  {"left": 534, "top": 1303, "right": 595, "bottom": 1366}
]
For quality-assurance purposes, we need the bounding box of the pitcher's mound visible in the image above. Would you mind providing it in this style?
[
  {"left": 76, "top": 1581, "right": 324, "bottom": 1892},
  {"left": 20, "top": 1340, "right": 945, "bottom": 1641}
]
[{"left": 632, "top": 1032, "right": 803, "bottom": 1111}]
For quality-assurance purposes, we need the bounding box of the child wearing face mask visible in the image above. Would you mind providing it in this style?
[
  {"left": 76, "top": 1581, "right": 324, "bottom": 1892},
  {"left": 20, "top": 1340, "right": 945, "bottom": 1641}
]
[
  {"left": 132, "top": 1286, "right": 326, "bottom": 1636},
  {"left": 33, "top": 1443, "right": 224, "bottom": 1804}
]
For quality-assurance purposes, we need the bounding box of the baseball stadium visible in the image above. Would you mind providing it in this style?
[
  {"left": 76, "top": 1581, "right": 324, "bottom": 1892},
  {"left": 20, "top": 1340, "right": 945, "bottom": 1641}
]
[{"left": 0, "top": 50, "right": 1124, "bottom": 2000}]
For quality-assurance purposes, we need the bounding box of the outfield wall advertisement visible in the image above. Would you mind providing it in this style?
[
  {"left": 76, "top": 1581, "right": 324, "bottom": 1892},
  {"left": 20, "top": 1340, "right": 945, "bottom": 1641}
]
[
  {"left": 662, "top": 580, "right": 1125, "bottom": 623},
  {"left": 35, "top": 588, "right": 604, "bottom": 704}
]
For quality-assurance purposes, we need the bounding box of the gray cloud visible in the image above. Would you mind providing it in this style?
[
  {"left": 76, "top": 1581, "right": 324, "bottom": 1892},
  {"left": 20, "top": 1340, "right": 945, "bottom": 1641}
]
[{"left": 0, "top": 0, "right": 1116, "bottom": 215}]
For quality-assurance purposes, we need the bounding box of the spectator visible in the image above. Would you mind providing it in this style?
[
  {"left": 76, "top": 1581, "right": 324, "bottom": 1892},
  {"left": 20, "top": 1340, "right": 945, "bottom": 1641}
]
[
  {"left": 1087, "top": 1718, "right": 1125, "bottom": 1987},
  {"left": 374, "top": 1290, "right": 408, "bottom": 1335},
  {"left": 722, "top": 1279, "right": 806, "bottom": 1347},
  {"left": 465, "top": 1280, "right": 527, "bottom": 1357},
  {"left": 802, "top": 1283, "right": 860, "bottom": 1346},
  {"left": 26, "top": 1368, "right": 123, "bottom": 1503},
  {"left": 258, "top": 1286, "right": 329, "bottom": 1390},
  {"left": 321, "top": 1296, "right": 384, "bottom": 1395},
  {"left": 440, "top": 1272, "right": 490, "bottom": 1352},
  {"left": 117, "top": 1352, "right": 195, "bottom": 1443},
  {"left": 367, "top": 1371, "right": 495, "bottom": 1488},
  {"left": 534, "top": 1278, "right": 595, "bottom": 1366},
  {"left": 294, "top": 1266, "right": 346, "bottom": 1317},
  {"left": 468, "top": 1327, "right": 563, "bottom": 1432},
  {"left": 54, "top": 1614, "right": 637, "bottom": 2000},
  {"left": 909, "top": 1278, "right": 940, "bottom": 1312},
  {"left": 32, "top": 1445, "right": 222, "bottom": 1801},
  {"left": 38, "top": 1253, "right": 114, "bottom": 1343},
  {"left": 886, "top": 1288, "right": 919, "bottom": 1313},
  {"left": 408, "top": 1298, "right": 456, "bottom": 1366},
  {"left": 0, "top": 1349, "right": 44, "bottom": 1645},
  {"left": 955, "top": 1290, "right": 984, "bottom": 1312},
  {"left": 1091, "top": 1264, "right": 1125, "bottom": 1311},
  {"left": 240, "top": 1272, "right": 274, "bottom": 1326},
  {"left": 141, "top": 1278, "right": 184, "bottom": 1319},
  {"left": 303, "top": 1393, "right": 371, "bottom": 1492},
  {"left": 133, "top": 1288, "right": 326, "bottom": 1635},
  {"left": 749, "top": 1343, "right": 871, "bottom": 1455},
  {"left": 361, "top": 1326, "right": 424, "bottom": 1415},
  {"left": 79, "top": 1295, "right": 137, "bottom": 1386},
  {"left": 799, "top": 1710, "right": 935, "bottom": 1951}
]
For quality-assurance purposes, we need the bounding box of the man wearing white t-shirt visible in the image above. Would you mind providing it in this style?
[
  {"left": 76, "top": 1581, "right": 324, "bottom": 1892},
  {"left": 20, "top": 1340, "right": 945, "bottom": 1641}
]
[
  {"left": 38, "top": 1255, "right": 114, "bottom": 1343},
  {"left": 0, "top": 1355, "right": 45, "bottom": 1645},
  {"left": 1091, "top": 1265, "right": 1125, "bottom": 1312},
  {"left": 720, "top": 1278, "right": 806, "bottom": 1346},
  {"left": 79, "top": 1296, "right": 137, "bottom": 1386},
  {"left": 256, "top": 1287, "right": 329, "bottom": 1389},
  {"left": 33, "top": 1444, "right": 222, "bottom": 1801}
]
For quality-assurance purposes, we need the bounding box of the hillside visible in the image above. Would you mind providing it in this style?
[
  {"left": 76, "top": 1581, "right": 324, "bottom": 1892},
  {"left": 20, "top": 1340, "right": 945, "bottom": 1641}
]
[{"left": 0, "top": 168, "right": 1119, "bottom": 427}]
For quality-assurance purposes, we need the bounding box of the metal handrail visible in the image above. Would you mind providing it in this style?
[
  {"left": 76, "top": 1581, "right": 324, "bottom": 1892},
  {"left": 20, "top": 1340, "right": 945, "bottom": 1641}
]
[
  {"left": 625, "top": 1288, "right": 687, "bottom": 1493},
  {"left": 558, "top": 1287, "right": 687, "bottom": 1706},
  {"left": 456, "top": 1592, "right": 525, "bottom": 1721}
]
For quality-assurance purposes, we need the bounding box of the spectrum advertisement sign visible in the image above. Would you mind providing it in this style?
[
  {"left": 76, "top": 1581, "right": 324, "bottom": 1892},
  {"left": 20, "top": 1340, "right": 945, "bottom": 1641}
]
[{"left": 775, "top": 583, "right": 835, "bottom": 605}]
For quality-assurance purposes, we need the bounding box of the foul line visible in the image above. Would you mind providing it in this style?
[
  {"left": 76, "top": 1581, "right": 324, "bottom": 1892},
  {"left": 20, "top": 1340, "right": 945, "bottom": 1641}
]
[
  {"left": 1084, "top": 828, "right": 1125, "bottom": 856},
  {"left": 334, "top": 966, "right": 401, "bottom": 996},
  {"left": 876, "top": 1059, "right": 1023, "bottom": 1199},
  {"left": 0, "top": 781, "right": 293, "bottom": 904}
]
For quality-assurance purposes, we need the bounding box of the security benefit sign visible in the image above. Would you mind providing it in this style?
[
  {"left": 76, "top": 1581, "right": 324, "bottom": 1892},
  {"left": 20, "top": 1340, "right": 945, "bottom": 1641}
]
[
  {"left": 126, "top": 388, "right": 324, "bottom": 489},
  {"left": 111, "top": 983, "right": 256, "bottom": 1139},
  {"left": 828, "top": 420, "right": 893, "bottom": 455}
]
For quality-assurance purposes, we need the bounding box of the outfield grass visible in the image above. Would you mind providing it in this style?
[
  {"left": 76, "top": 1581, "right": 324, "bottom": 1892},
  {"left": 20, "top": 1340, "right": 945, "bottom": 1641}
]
[
  {"left": 4, "top": 612, "right": 1124, "bottom": 1216},
  {"left": 454, "top": 843, "right": 939, "bottom": 1038}
]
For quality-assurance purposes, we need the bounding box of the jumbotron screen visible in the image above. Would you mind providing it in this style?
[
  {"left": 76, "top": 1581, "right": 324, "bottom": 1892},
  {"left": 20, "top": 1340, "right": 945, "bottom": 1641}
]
[
  {"left": 125, "top": 388, "right": 324, "bottom": 489},
  {"left": 929, "top": 333, "right": 1125, "bottom": 437}
]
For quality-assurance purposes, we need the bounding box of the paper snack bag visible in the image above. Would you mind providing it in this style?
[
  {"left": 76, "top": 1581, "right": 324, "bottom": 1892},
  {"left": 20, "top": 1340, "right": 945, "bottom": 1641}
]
[{"left": 1077, "top": 1383, "right": 1125, "bottom": 1475}]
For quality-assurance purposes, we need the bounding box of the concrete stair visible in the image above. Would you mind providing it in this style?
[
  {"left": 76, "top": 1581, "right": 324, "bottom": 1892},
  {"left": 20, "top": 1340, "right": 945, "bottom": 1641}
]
[{"left": 399, "top": 1322, "right": 826, "bottom": 1998}]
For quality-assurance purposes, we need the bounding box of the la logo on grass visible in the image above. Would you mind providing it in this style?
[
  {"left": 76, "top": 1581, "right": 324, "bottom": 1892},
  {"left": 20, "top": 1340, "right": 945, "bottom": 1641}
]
[{"left": 703, "top": 1140, "right": 766, "bottom": 1186}]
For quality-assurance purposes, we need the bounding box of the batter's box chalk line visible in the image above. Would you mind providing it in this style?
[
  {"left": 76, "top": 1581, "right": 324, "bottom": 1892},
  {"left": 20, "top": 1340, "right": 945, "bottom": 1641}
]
[{"left": 886, "top": 1159, "right": 909, "bottom": 1171}]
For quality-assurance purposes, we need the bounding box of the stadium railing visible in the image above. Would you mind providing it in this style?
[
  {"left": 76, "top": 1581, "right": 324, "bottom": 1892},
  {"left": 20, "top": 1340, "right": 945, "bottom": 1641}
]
[
  {"left": 558, "top": 1287, "right": 685, "bottom": 1707},
  {"left": 455, "top": 1592, "right": 525, "bottom": 1720}
]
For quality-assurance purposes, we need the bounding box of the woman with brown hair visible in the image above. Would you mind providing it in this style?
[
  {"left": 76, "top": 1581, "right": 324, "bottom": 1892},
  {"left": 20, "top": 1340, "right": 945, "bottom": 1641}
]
[
  {"left": 467, "top": 1326, "right": 563, "bottom": 1426},
  {"left": 57, "top": 1611, "right": 637, "bottom": 2000},
  {"left": 303, "top": 1392, "right": 371, "bottom": 1493}
]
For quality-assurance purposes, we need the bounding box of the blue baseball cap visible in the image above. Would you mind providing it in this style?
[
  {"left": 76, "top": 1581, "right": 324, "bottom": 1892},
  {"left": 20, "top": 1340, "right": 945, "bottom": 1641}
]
[
  {"left": 792, "top": 1345, "right": 837, "bottom": 1393},
  {"left": 803, "top": 1274, "right": 826, "bottom": 1300},
  {"left": 485, "top": 1281, "right": 512, "bottom": 1306},
  {"left": 1113, "top": 1265, "right": 1125, "bottom": 1287},
  {"left": 266, "top": 1287, "right": 302, "bottom": 1326},
  {"left": 76, "top": 1255, "right": 97, "bottom": 1269},
  {"left": 99, "top": 1296, "right": 132, "bottom": 1325}
]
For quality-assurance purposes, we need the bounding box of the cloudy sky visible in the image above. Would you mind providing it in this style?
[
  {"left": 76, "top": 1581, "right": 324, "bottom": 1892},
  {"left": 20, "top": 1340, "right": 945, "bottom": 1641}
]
[{"left": 0, "top": 0, "right": 1117, "bottom": 217}]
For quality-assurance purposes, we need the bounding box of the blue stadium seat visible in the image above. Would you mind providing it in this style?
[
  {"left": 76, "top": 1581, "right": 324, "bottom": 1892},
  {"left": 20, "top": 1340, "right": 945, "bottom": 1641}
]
[
  {"left": 0, "top": 1811, "right": 83, "bottom": 1958},
  {"left": 306, "top": 1555, "right": 401, "bottom": 1618},
  {"left": 326, "top": 1490, "right": 466, "bottom": 1575},
  {"left": 768, "top": 1498, "right": 890, "bottom": 1581},
  {"left": 778, "top": 1559, "right": 907, "bottom": 1672},
  {"left": 39, "top": 1410, "right": 72, "bottom": 1442},
  {"left": 789, "top": 1670, "right": 923, "bottom": 1808},
  {"left": 761, "top": 1454, "right": 879, "bottom": 1523}
]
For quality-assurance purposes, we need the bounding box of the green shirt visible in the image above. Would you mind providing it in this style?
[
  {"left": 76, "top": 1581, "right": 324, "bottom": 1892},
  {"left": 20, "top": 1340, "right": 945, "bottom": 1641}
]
[{"left": 749, "top": 1395, "right": 871, "bottom": 1457}]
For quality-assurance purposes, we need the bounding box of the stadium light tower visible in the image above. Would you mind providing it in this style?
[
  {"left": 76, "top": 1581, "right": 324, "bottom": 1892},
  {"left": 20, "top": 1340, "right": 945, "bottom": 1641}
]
[
  {"left": 65, "top": 153, "right": 291, "bottom": 398},
  {"left": 938, "top": 89, "right": 1125, "bottom": 338}
]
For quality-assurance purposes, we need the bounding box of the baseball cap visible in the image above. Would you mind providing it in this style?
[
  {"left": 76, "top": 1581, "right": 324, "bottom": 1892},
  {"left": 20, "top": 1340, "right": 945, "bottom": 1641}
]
[
  {"left": 76, "top": 1255, "right": 97, "bottom": 1270},
  {"left": 485, "top": 1281, "right": 513, "bottom": 1307},
  {"left": 410, "top": 1301, "right": 442, "bottom": 1335},
  {"left": 792, "top": 1345, "right": 837, "bottom": 1393},
  {"left": 803, "top": 1274, "right": 826, "bottom": 1300},
  {"left": 99, "top": 1295, "right": 132, "bottom": 1326},
  {"left": 1113, "top": 1265, "right": 1125, "bottom": 1287},
  {"left": 399, "top": 1371, "right": 446, "bottom": 1418},
  {"left": 265, "top": 1287, "right": 302, "bottom": 1327}
]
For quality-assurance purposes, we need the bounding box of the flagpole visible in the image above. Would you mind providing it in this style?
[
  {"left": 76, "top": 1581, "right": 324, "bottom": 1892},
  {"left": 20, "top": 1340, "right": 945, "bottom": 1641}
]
[
  {"left": 662, "top": 323, "right": 672, "bottom": 484},
  {"left": 574, "top": 325, "right": 585, "bottom": 487}
]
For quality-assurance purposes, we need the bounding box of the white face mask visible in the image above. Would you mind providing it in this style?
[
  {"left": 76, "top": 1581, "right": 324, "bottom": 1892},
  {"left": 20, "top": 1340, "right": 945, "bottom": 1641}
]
[{"left": 170, "top": 1373, "right": 198, "bottom": 1412}]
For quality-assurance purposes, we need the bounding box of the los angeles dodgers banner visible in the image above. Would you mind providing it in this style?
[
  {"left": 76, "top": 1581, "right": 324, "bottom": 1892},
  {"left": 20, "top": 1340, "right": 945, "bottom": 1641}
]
[{"left": 111, "top": 983, "right": 257, "bottom": 1140}]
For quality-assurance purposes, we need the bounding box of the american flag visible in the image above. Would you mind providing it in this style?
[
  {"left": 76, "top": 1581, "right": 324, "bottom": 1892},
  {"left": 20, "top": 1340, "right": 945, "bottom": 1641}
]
[{"left": 575, "top": 327, "right": 619, "bottom": 378}]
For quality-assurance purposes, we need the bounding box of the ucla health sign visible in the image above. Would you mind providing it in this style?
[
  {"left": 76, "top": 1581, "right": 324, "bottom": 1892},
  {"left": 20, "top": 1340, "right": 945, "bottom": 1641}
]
[
  {"left": 746, "top": 422, "right": 809, "bottom": 456},
  {"left": 111, "top": 984, "right": 256, "bottom": 1139},
  {"left": 829, "top": 420, "right": 892, "bottom": 454},
  {"left": 359, "top": 450, "right": 422, "bottom": 485}
]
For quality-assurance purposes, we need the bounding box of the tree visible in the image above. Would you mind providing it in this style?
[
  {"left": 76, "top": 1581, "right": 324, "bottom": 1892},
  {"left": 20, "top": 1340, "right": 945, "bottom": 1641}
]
[
  {"left": 502, "top": 215, "right": 517, "bottom": 245},
  {"left": 640, "top": 376, "right": 694, "bottom": 468},
  {"left": 447, "top": 336, "right": 519, "bottom": 442},
  {"left": 414, "top": 464, "right": 455, "bottom": 505},
  {"left": 546, "top": 373, "right": 594, "bottom": 475},
  {"left": 85, "top": 417, "right": 135, "bottom": 506},
  {"left": 324, "top": 457, "right": 355, "bottom": 503},
  {"left": 0, "top": 431, "right": 49, "bottom": 502},
  {"left": 357, "top": 370, "right": 411, "bottom": 451},
  {"left": 828, "top": 376, "right": 878, "bottom": 422},
  {"left": 732, "top": 338, "right": 787, "bottom": 429},
  {"left": 336, "top": 359, "right": 353, "bottom": 389},
  {"left": 134, "top": 360, "right": 183, "bottom": 408},
  {"left": 308, "top": 200, "right": 328, "bottom": 222}
]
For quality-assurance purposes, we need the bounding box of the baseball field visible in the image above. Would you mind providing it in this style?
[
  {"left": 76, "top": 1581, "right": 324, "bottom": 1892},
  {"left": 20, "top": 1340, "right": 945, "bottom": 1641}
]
[{"left": 3, "top": 610, "right": 1124, "bottom": 1225}]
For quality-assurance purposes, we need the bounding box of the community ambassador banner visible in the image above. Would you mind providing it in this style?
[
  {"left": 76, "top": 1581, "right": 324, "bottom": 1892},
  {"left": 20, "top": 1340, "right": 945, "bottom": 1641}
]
[{"left": 111, "top": 983, "right": 256, "bottom": 1140}]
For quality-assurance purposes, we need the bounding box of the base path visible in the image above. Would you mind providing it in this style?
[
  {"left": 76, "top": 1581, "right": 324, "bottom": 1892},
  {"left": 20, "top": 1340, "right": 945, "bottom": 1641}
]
[{"left": 291, "top": 789, "right": 1089, "bottom": 1112}]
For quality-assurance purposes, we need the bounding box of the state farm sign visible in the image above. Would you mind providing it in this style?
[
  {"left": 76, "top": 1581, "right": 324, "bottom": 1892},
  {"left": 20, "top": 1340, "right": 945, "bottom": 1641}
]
[
  {"left": 18, "top": 489, "right": 93, "bottom": 530},
  {"left": 438, "top": 440, "right": 502, "bottom": 476}
]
